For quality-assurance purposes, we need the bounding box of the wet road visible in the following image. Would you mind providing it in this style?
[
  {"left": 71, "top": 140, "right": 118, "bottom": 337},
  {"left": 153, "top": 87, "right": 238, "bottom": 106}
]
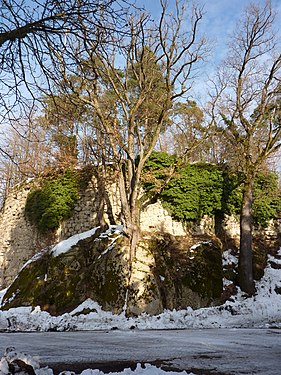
[{"left": 0, "top": 329, "right": 280, "bottom": 375}]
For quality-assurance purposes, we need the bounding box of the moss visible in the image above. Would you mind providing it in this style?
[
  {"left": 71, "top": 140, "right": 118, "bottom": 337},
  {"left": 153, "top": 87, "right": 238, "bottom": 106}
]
[
  {"left": 96, "top": 264, "right": 125, "bottom": 305},
  {"left": 148, "top": 234, "right": 223, "bottom": 309},
  {"left": 2, "top": 255, "right": 49, "bottom": 310},
  {"left": 1, "top": 229, "right": 128, "bottom": 315},
  {"left": 182, "top": 242, "right": 223, "bottom": 298}
]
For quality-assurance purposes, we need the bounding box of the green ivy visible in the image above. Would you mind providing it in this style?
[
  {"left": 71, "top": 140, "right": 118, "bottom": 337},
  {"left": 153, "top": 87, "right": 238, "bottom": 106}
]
[
  {"left": 253, "top": 172, "right": 281, "bottom": 227},
  {"left": 142, "top": 151, "right": 176, "bottom": 192},
  {"left": 143, "top": 152, "right": 281, "bottom": 227},
  {"left": 25, "top": 169, "right": 79, "bottom": 232},
  {"left": 160, "top": 163, "right": 224, "bottom": 222},
  {"left": 221, "top": 168, "right": 244, "bottom": 216}
]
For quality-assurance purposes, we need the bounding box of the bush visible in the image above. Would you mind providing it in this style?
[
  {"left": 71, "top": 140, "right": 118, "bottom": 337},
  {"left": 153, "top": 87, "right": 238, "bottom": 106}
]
[
  {"left": 25, "top": 170, "right": 79, "bottom": 232},
  {"left": 160, "top": 163, "right": 223, "bottom": 222},
  {"left": 253, "top": 172, "right": 281, "bottom": 227},
  {"left": 142, "top": 151, "right": 176, "bottom": 192},
  {"left": 143, "top": 152, "right": 281, "bottom": 227}
]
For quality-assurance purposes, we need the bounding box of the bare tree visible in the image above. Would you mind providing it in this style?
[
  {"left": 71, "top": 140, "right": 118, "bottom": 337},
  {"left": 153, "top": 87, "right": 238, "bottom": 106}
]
[
  {"left": 0, "top": 0, "right": 130, "bottom": 197},
  {"left": 54, "top": 0, "right": 208, "bottom": 261},
  {"left": 0, "top": 0, "right": 128, "bottom": 132},
  {"left": 210, "top": 0, "right": 281, "bottom": 295}
]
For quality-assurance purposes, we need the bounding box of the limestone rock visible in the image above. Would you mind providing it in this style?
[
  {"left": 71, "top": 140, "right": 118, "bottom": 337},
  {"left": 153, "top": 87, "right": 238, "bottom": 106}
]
[
  {"left": 1, "top": 227, "right": 129, "bottom": 316},
  {"left": 1, "top": 228, "right": 224, "bottom": 317},
  {"left": 147, "top": 234, "right": 223, "bottom": 311}
]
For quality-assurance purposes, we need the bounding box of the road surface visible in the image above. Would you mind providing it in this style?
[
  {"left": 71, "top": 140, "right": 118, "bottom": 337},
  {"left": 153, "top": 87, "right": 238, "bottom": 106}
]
[{"left": 0, "top": 329, "right": 280, "bottom": 375}]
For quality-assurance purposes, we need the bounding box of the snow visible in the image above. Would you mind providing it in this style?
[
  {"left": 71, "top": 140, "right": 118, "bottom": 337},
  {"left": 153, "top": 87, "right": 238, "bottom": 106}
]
[
  {"left": 51, "top": 226, "right": 99, "bottom": 257},
  {"left": 77, "top": 365, "right": 194, "bottom": 375},
  {"left": 51, "top": 225, "right": 123, "bottom": 257},
  {"left": 0, "top": 351, "right": 194, "bottom": 375},
  {"left": 222, "top": 249, "right": 238, "bottom": 266},
  {"left": 0, "top": 345, "right": 194, "bottom": 375},
  {"left": 0, "top": 227, "right": 280, "bottom": 375}
]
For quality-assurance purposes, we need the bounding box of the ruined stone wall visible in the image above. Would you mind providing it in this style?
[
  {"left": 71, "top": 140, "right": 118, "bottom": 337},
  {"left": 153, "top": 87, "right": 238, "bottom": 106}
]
[
  {"left": 0, "top": 176, "right": 280, "bottom": 289},
  {"left": 56, "top": 178, "right": 121, "bottom": 241},
  {"left": 0, "top": 182, "right": 214, "bottom": 288},
  {"left": 0, "top": 182, "right": 44, "bottom": 289},
  {"left": 140, "top": 201, "right": 215, "bottom": 236},
  {"left": 0, "top": 176, "right": 122, "bottom": 289}
]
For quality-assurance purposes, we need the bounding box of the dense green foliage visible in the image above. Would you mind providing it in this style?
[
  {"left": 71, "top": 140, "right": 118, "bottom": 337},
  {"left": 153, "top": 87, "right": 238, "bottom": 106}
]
[
  {"left": 144, "top": 152, "right": 281, "bottom": 227},
  {"left": 252, "top": 172, "right": 281, "bottom": 227},
  {"left": 221, "top": 169, "right": 281, "bottom": 226},
  {"left": 160, "top": 164, "right": 223, "bottom": 222},
  {"left": 25, "top": 170, "right": 79, "bottom": 232},
  {"left": 142, "top": 152, "right": 176, "bottom": 192}
]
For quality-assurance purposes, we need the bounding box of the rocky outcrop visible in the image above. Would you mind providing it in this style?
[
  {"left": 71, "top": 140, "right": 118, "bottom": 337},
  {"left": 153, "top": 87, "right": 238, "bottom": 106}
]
[
  {"left": 0, "top": 171, "right": 280, "bottom": 312},
  {"left": 1, "top": 227, "right": 223, "bottom": 316},
  {"left": 1, "top": 226, "right": 128, "bottom": 315},
  {"left": 0, "top": 175, "right": 216, "bottom": 289}
]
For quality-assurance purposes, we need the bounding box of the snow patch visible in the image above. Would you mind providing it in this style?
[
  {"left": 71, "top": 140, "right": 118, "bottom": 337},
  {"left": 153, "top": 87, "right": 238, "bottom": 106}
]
[
  {"left": 51, "top": 225, "right": 123, "bottom": 257},
  {"left": 51, "top": 227, "right": 100, "bottom": 257},
  {"left": 0, "top": 349, "right": 195, "bottom": 375}
]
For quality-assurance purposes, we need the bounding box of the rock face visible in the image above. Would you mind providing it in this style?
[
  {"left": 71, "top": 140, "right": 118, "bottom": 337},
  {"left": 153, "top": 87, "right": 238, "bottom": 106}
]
[
  {"left": 148, "top": 234, "right": 223, "bottom": 310},
  {"left": 0, "top": 172, "right": 279, "bottom": 315},
  {"left": 0, "top": 175, "right": 219, "bottom": 289},
  {"left": 1, "top": 228, "right": 223, "bottom": 316},
  {"left": 1, "top": 227, "right": 128, "bottom": 315}
]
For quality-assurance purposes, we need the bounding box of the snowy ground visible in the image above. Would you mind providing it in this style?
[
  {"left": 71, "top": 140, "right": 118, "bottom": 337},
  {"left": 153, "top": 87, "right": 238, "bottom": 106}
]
[
  {"left": 0, "top": 227, "right": 280, "bottom": 375},
  {"left": 0, "top": 249, "right": 280, "bottom": 333}
]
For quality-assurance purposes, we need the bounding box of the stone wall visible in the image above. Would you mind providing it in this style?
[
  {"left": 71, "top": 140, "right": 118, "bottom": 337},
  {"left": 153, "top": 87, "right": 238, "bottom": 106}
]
[
  {"left": 0, "top": 176, "right": 280, "bottom": 289},
  {"left": 0, "top": 183, "right": 43, "bottom": 289},
  {"left": 140, "top": 201, "right": 215, "bottom": 236},
  {"left": 0, "top": 177, "right": 122, "bottom": 289},
  {"left": 56, "top": 179, "right": 121, "bottom": 241},
  {"left": 0, "top": 175, "right": 212, "bottom": 288}
]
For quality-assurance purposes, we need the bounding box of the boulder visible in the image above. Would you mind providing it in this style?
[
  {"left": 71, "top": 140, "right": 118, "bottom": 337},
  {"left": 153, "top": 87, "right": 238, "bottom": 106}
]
[
  {"left": 1, "top": 226, "right": 129, "bottom": 315},
  {"left": 147, "top": 234, "right": 223, "bottom": 310},
  {"left": 1, "top": 229, "right": 223, "bottom": 316}
]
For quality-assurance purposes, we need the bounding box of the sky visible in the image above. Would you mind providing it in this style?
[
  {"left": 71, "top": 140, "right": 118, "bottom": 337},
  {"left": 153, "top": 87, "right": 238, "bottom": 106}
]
[
  {"left": 137, "top": 0, "right": 281, "bottom": 57},
  {"left": 135, "top": 0, "right": 281, "bottom": 103}
]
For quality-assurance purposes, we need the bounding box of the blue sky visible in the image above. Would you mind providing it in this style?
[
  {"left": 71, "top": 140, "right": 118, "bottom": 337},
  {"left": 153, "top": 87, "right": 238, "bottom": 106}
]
[
  {"left": 135, "top": 0, "right": 281, "bottom": 103},
  {"left": 136, "top": 0, "right": 281, "bottom": 57}
]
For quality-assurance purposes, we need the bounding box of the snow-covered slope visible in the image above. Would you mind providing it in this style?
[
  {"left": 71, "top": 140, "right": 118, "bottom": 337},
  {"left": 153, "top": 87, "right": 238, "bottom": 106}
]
[{"left": 0, "top": 245, "right": 280, "bottom": 332}]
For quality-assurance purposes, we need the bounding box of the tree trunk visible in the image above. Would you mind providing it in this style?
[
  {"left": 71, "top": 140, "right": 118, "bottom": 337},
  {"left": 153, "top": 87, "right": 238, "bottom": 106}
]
[
  {"left": 238, "top": 178, "right": 256, "bottom": 295},
  {"left": 95, "top": 165, "right": 107, "bottom": 229},
  {"left": 117, "top": 163, "right": 140, "bottom": 265}
]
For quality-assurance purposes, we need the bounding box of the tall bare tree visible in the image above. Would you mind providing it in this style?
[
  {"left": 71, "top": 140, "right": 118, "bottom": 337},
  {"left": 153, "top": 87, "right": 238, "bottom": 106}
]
[
  {"left": 55, "top": 0, "right": 208, "bottom": 260},
  {"left": 210, "top": 0, "right": 281, "bottom": 295}
]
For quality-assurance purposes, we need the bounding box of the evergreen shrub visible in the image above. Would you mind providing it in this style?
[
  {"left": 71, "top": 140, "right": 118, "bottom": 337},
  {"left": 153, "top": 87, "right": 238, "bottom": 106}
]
[
  {"left": 143, "top": 152, "right": 281, "bottom": 227},
  {"left": 253, "top": 172, "right": 281, "bottom": 227},
  {"left": 160, "top": 163, "right": 223, "bottom": 222},
  {"left": 25, "top": 169, "right": 79, "bottom": 232}
]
